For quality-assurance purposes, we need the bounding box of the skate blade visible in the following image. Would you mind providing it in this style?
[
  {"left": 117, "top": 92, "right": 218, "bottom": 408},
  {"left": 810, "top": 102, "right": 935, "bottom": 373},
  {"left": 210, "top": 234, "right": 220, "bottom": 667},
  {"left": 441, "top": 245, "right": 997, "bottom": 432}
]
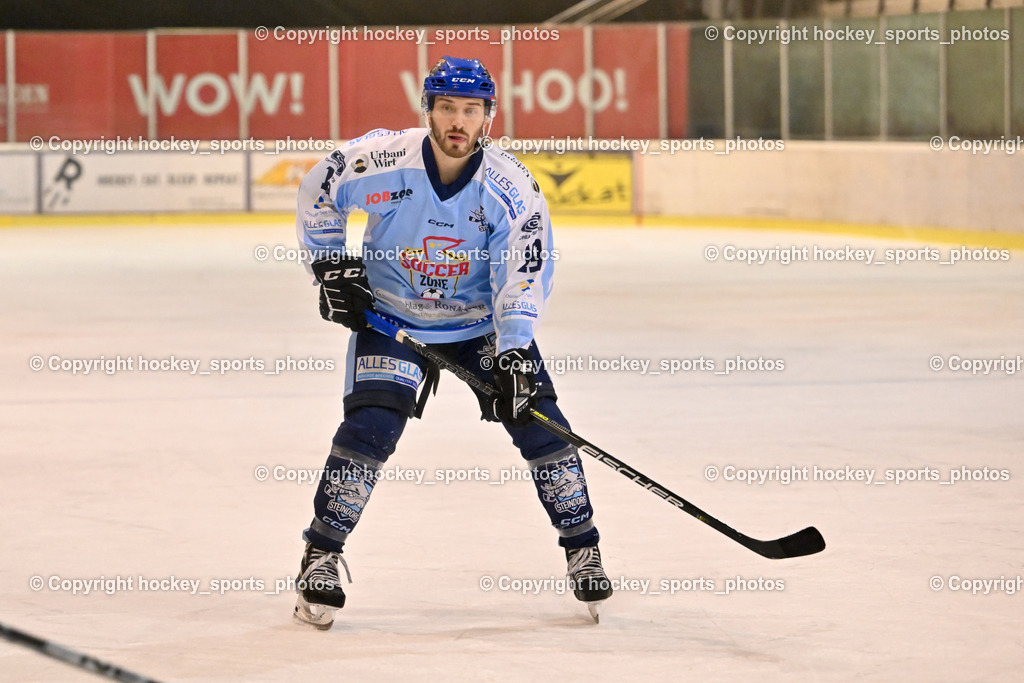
[
  {"left": 293, "top": 595, "right": 336, "bottom": 631},
  {"left": 586, "top": 600, "right": 605, "bottom": 624}
]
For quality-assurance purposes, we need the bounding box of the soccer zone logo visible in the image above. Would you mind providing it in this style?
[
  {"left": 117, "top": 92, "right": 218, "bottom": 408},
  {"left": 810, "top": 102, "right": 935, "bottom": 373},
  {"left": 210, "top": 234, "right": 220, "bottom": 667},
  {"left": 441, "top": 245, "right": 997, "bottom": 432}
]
[
  {"left": 538, "top": 454, "right": 589, "bottom": 514},
  {"left": 324, "top": 469, "right": 374, "bottom": 525},
  {"left": 400, "top": 236, "right": 470, "bottom": 298}
]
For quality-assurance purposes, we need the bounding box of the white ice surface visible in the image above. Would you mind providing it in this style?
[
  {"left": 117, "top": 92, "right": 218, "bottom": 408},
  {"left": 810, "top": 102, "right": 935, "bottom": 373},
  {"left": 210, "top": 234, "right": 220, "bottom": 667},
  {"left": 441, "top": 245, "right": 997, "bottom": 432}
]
[{"left": 1, "top": 221, "right": 1022, "bottom": 681}]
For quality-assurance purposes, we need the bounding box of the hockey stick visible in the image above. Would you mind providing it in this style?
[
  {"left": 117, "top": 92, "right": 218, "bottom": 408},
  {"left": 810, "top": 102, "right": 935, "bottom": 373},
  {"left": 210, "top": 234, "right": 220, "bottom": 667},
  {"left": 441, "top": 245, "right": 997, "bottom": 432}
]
[
  {"left": 0, "top": 622, "right": 163, "bottom": 683},
  {"left": 365, "top": 311, "right": 825, "bottom": 559}
]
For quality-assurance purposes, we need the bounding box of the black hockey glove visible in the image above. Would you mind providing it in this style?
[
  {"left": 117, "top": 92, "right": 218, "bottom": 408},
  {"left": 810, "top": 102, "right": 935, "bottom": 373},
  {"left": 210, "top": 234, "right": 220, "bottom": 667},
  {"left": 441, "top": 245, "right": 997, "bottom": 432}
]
[
  {"left": 310, "top": 256, "right": 374, "bottom": 331},
  {"left": 491, "top": 348, "right": 537, "bottom": 428}
]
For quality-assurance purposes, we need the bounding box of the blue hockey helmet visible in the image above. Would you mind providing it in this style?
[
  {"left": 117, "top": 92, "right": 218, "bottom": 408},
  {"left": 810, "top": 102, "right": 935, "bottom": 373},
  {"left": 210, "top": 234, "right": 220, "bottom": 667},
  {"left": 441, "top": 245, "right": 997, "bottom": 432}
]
[{"left": 421, "top": 56, "right": 497, "bottom": 119}]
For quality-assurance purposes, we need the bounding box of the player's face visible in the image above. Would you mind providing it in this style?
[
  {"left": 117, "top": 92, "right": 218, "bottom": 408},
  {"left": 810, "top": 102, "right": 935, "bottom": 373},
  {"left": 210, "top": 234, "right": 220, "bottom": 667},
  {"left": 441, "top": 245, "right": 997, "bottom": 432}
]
[{"left": 429, "top": 96, "right": 487, "bottom": 157}]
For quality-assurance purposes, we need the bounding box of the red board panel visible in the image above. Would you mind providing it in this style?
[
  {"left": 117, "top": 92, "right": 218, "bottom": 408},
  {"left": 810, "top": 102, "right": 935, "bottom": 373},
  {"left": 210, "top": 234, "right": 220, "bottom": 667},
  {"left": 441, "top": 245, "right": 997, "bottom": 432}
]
[
  {"left": 154, "top": 32, "right": 239, "bottom": 140},
  {"left": 511, "top": 27, "right": 585, "bottom": 139},
  {"left": 15, "top": 32, "right": 147, "bottom": 141},
  {"left": 6, "top": 27, "right": 685, "bottom": 143},
  {"left": 337, "top": 34, "right": 419, "bottom": 138},
  {"left": 592, "top": 25, "right": 660, "bottom": 139},
  {"left": 246, "top": 36, "right": 330, "bottom": 140}
]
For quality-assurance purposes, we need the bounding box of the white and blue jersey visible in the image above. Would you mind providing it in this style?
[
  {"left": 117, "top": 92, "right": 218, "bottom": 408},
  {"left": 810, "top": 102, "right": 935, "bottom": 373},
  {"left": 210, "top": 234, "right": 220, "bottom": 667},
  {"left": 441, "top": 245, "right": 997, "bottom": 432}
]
[{"left": 296, "top": 128, "right": 554, "bottom": 353}]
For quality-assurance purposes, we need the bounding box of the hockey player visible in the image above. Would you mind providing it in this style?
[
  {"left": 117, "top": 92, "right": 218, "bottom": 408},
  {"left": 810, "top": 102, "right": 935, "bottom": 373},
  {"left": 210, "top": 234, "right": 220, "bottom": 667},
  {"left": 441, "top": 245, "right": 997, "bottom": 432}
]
[{"left": 293, "top": 57, "right": 612, "bottom": 629}]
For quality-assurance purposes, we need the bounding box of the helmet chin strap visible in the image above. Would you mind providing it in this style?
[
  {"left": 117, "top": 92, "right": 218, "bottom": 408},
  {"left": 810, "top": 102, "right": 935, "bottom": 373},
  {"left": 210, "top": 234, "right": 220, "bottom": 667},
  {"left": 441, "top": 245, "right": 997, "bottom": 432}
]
[{"left": 425, "top": 112, "right": 493, "bottom": 159}]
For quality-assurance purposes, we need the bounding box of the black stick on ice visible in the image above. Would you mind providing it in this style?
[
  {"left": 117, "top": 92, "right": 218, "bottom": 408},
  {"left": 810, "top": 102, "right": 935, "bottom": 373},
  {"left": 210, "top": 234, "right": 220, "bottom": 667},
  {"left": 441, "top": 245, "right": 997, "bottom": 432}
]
[
  {"left": 366, "top": 311, "right": 826, "bottom": 560},
  {"left": 0, "top": 622, "right": 163, "bottom": 683}
]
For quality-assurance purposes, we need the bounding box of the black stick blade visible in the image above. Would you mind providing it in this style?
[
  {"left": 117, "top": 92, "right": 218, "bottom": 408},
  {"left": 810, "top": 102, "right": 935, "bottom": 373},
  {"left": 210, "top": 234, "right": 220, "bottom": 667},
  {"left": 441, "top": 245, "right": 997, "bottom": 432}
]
[{"left": 754, "top": 526, "right": 826, "bottom": 559}]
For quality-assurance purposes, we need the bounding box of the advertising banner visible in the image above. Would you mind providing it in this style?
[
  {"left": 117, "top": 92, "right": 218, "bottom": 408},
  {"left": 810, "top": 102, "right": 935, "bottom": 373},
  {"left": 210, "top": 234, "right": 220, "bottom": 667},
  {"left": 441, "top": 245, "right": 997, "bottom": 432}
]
[
  {"left": 250, "top": 151, "right": 325, "bottom": 211},
  {"left": 528, "top": 151, "right": 633, "bottom": 214},
  {"left": 39, "top": 151, "right": 246, "bottom": 213}
]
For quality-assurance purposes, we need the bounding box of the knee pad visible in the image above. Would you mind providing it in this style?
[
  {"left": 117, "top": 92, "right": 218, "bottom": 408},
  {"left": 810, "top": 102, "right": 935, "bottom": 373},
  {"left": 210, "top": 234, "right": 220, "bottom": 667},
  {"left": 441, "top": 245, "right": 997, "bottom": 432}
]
[
  {"left": 507, "top": 397, "right": 571, "bottom": 460},
  {"left": 333, "top": 405, "right": 408, "bottom": 463}
]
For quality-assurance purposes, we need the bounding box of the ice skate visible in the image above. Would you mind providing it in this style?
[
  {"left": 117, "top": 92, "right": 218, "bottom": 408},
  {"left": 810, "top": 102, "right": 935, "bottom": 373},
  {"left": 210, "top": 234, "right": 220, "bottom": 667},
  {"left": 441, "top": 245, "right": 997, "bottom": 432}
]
[
  {"left": 293, "top": 542, "right": 350, "bottom": 630},
  {"left": 565, "top": 545, "right": 613, "bottom": 623}
]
